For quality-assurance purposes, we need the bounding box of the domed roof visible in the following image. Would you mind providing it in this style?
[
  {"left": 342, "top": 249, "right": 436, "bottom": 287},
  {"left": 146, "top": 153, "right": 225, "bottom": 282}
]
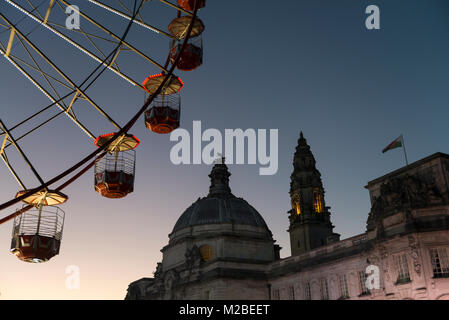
[
  {"left": 172, "top": 159, "right": 270, "bottom": 233},
  {"left": 173, "top": 197, "right": 269, "bottom": 232}
]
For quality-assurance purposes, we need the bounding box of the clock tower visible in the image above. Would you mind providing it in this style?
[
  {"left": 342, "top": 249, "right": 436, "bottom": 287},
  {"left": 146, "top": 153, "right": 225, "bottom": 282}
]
[{"left": 288, "top": 132, "right": 340, "bottom": 256}]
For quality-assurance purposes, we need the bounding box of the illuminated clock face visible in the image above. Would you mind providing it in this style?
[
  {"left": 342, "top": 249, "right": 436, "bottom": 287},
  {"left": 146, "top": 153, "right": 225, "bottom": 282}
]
[{"left": 200, "top": 245, "right": 213, "bottom": 262}]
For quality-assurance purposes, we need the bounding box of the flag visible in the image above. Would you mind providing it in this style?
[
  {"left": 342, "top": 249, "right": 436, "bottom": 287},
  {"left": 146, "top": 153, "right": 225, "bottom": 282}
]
[{"left": 382, "top": 136, "right": 403, "bottom": 153}]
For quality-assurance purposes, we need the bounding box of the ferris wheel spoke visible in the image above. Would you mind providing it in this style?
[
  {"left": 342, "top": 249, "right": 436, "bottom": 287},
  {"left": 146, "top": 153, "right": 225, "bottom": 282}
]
[
  {"left": 0, "top": 119, "right": 45, "bottom": 185},
  {"left": 57, "top": 0, "right": 168, "bottom": 71},
  {"left": 24, "top": 0, "right": 45, "bottom": 20},
  {"left": 7, "top": 53, "right": 74, "bottom": 91},
  {"left": 47, "top": 21, "right": 120, "bottom": 45},
  {"left": 88, "top": 0, "right": 174, "bottom": 39},
  {"left": 0, "top": 13, "right": 125, "bottom": 135},
  {"left": 0, "top": 46, "right": 94, "bottom": 138},
  {"left": 1, "top": 152, "right": 27, "bottom": 189},
  {"left": 15, "top": 110, "right": 64, "bottom": 143},
  {"left": 73, "top": 25, "right": 121, "bottom": 71},
  {"left": 2, "top": 54, "right": 95, "bottom": 139},
  {"left": 42, "top": 0, "right": 56, "bottom": 24},
  {"left": 6, "top": 0, "right": 166, "bottom": 89},
  {"left": 14, "top": 33, "right": 70, "bottom": 110},
  {"left": 0, "top": 89, "right": 71, "bottom": 139},
  {"left": 116, "top": 0, "right": 133, "bottom": 16}
]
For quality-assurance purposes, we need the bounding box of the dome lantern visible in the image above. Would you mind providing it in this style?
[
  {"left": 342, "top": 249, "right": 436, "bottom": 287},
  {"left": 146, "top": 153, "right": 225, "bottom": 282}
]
[{"left": 208, "top": 158, "right": 232, "bottom": 198}]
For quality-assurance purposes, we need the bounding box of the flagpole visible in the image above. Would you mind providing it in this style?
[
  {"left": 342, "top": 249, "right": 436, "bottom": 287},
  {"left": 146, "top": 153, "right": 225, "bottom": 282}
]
[{"left": 401, "top": 134, "right": 409, "bottom": 166}]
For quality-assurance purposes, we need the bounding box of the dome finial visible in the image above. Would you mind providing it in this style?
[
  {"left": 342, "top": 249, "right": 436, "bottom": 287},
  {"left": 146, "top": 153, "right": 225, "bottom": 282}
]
[{"left": 213, "top": 154, "right": 226, "bottom": 165}]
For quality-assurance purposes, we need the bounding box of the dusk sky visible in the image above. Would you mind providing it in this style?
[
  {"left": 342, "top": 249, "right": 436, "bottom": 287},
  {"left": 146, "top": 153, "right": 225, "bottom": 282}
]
[{"left": 0, "top": 0, "right": 448, "bottom": 299}]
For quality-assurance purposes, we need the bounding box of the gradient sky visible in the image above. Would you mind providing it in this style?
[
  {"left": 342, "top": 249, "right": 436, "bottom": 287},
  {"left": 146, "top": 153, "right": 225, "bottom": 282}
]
[{"left": 0, "top": 0, "right": 448, "bottom": 299}]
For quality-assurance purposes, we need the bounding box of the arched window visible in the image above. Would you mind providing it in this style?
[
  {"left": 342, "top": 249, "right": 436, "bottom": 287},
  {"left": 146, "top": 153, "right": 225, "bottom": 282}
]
[
  {"left": 292, "top": 193, "right": 301, "bottom": 215},
  {"left": 313, "top": 188, "right": 324, "bottom": 213}
]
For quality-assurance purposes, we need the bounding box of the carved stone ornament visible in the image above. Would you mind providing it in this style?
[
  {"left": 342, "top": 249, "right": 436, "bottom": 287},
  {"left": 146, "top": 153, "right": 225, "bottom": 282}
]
[
  {"left": 154, "top": 262, "right": 163, "bottom": 279},
  {"left": 378, "top": 245, "right": 390, "bottom": 283},
  {"left": 369, "top": 174, "right": 443, "bottom": 223},
  {"left": 185, "top": 245, "right": 202, "bottom": 268},
  {"left": 408, "top": 235, "right": 422, "bottom": 276}
]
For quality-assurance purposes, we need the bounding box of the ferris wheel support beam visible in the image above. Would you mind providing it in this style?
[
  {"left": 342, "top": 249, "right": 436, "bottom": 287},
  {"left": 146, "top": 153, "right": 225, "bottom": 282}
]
[
  {"left": 87, "top": 0, "right": 175, "bottom": 39},
  {"left": 5, "top": 27, "right": 15, "bottom": 57},
  {"left": 0, "top": 13, "right": 123, "bottom": 133},
  {"left": 57, "top": 0, "right": 169, "bottom": 72},
  {"left": 0, "top": 109, "right": 66, "bottom": 154},
  {"left": 0, "top": 45, "right": 95, "bottom": 138},
  {"left": 43, "top": 0, "right": 56, "bottom": 24},
  {"left": 0, "top": 119, "right": 45, "bottom": 185},
  {"left": 1, "top": 153, "right": 27, "bottom": 189},
  {"left": 5, "top": 0, "right": 149, "bottom": 90}
]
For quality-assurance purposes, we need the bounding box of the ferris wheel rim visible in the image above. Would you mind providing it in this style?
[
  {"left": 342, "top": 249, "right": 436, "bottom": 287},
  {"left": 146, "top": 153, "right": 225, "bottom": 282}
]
[{"left": 0, "top": 0, "right": 203, "bottom": 222}]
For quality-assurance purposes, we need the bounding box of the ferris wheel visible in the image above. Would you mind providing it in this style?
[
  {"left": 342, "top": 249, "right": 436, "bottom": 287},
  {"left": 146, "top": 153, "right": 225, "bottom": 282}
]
[{"left": 0, "top": 0, "right": 206, "bottom": 263}]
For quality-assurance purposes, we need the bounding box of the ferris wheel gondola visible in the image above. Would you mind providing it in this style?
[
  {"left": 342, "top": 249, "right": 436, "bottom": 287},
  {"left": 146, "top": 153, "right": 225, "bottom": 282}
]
[
  {"left": 176, "top": 0, "right": 206, "bottom": 12},
  {"left": 168, "top": 16, "right": 204, "bottom": 71},
  {"left": 93, "top": 133, "right": 139, "bottom": 199},
  {"left": 0, "top": 119, "right": 68, "bottom": 262}
]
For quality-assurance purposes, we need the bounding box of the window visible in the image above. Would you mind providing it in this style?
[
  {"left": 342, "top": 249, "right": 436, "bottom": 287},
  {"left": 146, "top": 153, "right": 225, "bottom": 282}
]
[
  {"left": 395, "top": 254, "right": 411, "bottom": 284},
  {"left": 304, "top": 282, "right": 311, "bottom": 300},
  {"left": 295, "top": 202, "right": 301, "bottom": 215},
  {"left": 292, "top": 194, "right": 301, "bottom": 215},
  {"left": 199, "top": 245, "right": 213, "bottom": 262},
  {"left": 288, "top": 285, "right": 295, "bottom": 300},
  {"left": 272, "top": 289, "right": 280, "bottom": 300},
  {"left": 430, "top": 248, "right": 449, "bottom": 278},
  {"left": 320, "top": 278, "right": 329, "bottom": 300},
  {"left": 338, "top": 274, "right": 349, "bottom": 299},
  {"left": 313, "top": 188, "right": 323, "bottom": 213},
  {"left": 358, "top": 271, "right": 370, "bottom": 296}
]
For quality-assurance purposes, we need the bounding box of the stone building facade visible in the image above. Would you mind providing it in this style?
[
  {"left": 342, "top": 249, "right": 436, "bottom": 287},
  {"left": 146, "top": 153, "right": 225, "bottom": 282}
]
[{"left": 126, "top": 133, "right": 449, "bottom": 300}]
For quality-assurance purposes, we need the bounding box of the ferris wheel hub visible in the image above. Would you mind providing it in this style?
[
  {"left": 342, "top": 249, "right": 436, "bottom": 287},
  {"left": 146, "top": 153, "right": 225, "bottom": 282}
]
[
  {"left": 15, "top": 189, "right": 68, "bottom": 206},
  {"left": 94, "top": 133, "right": 140, "bottom": 152}
]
